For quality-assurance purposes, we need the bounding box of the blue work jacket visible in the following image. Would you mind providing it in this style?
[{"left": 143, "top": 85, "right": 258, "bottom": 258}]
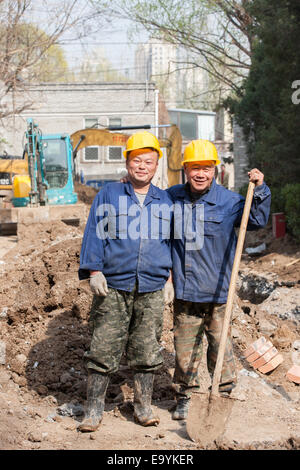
[
  {"left": 79, "top": 181, "right": 173, "bottom": 293},
  {"left": 167, "top": 179, "right": 271, "bottom": 304}
]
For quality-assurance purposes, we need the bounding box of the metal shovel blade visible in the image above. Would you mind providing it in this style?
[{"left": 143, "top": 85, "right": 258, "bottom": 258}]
[{"left": 186, "top": 393, "right": 234, "bottom": 447}]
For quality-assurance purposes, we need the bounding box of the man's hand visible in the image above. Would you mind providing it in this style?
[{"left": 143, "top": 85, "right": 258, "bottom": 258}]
[
  {"left": 89, "top": 271, "right": 108, "bottom": 296},
  {"left": 164, "top": 281, "right": 175, "bottom": 304},
  {"left": 248, "top": 168, "right": 264, "bottom": 187},
  {"left": 120, "top": 176, "right": 129, "bottom": 183}
]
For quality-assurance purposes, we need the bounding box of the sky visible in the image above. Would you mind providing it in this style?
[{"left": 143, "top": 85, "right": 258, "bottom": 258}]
[
  {"left": 26, "top": 1, "right": 149, "bottom": 81},
  {"left": 60, "top": 18, "right": 149, "bottom": 81}
]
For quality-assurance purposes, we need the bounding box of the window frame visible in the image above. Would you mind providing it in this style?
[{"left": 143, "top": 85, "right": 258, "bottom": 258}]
[
  {"left": 83, "top": 146, "right": 100, "bottom": 162},
  {"left": 84, "top": 117, "right": 100, "bottom": 162},
  {"left": 106, "top": 146, "right": 123, "bottom": 162}
]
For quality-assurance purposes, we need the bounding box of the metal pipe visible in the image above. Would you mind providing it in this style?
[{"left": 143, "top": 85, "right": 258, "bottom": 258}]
[
  {"left": 107, "top": 124, "right": 172, "bottom": 131},
  {"left": 154, "top": 88, "right": 159, "bottom": 138}
]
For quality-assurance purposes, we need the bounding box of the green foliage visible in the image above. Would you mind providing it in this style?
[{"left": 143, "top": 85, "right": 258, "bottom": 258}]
[
  {"left": 269, "top": 189, "right": 285, "bottom": 215},
  {"left": 228, "top": 0, "right": 300, "bottom": 198},
  {"left": 281, "top": 184, "right": 300, "bottom": 241},
  {"left": 36, "top": 43, "right": 69, "bottom": 83},
  {"left": 238, "top": 183, "right": 249, "bottom": 198},
  {"left": 0, "top": 22, "right": 70, "bottom": 83},
  {"left": 239, "top": 181, "right": 300, "bottom": 241},
  {"left": 0, "top": 136, "right": 8, "bottom": 151}
]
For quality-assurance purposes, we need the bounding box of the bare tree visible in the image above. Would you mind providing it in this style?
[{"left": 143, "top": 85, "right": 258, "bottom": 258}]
[
  {"left": 0, "top": 0, "right": 108, "bottom": 120},
  {"left": 92, "top": 0, "right": 255, "bottom": 98}
]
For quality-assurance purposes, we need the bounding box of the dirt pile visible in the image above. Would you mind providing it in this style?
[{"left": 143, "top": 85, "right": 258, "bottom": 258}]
[
  {"left": 0, "top": 214, "right": 299, "bottom": 450},
  {"left": 0, "top": 218, "right": 175, "bottom": 413},
  {"left": 74, "top": 182, "right": 98, "bottom": 206}
]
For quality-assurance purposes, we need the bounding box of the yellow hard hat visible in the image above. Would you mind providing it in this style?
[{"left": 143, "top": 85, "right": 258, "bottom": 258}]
[
  {"left": 123, "top": 131, "right": 163, "bottom": 159},
  {"left": 182, "top": 139, "right": 220, "bottom": 166}
]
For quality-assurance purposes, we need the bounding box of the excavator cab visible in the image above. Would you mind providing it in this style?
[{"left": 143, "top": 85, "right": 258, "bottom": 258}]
[
  {"left": 0, "top": 119, "right": 85, "bottom": 235},
  {"left": 39, "top": 134, "right": 77, "bottom": 205},
  {"left": 42, "top": 138, "right": 69, "bottom": 189}
]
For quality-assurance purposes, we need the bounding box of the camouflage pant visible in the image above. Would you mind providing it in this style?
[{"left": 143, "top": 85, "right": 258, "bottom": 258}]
[
  {"left": 84, "top": 285, "right": 164, "bottom": 375},
  {"left": 173, "top": 300, "right": 236, "bottom": 398}
]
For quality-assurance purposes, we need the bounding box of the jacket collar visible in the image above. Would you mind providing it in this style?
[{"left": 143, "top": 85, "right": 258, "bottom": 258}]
[
  {"left": 180, "top": 178, "right": 217, "bottom": 205},
  {"left": 124, "top": 181, "right": 161, "bottom": 202}
]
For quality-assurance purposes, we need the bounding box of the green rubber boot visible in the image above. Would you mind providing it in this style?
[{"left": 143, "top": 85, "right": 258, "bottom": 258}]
[
  {"left": 133, "top": 373, "right": 160, "bottom": 427},
  {"left": 77, "top": 370, "right": 109, "bottom": 432}
]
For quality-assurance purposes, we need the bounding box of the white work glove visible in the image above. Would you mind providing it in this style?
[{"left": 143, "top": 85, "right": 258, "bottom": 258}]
[
  {"left": 164, "top": 281, "right": 175, "bottom": 305},
  {"left": 89, "top": 271, "right": 108, "bottom": 297}
]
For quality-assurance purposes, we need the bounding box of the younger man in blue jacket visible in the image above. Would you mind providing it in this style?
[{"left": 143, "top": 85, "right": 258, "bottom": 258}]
[{"left": 78, "top": 132, "right": 174, "bottom": 431}]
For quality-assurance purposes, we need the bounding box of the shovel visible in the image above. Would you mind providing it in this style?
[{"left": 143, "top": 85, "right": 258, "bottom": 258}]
[{"left": 186, "top": 181, "right": 255, "bottom": 447}]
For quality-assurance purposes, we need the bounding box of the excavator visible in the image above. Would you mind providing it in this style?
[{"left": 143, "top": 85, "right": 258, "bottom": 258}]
[
  {"left": 0, "top": 119, "right": 182, "bottom": 235},
  {"left": 0, "top": 152, "right": 28, "bottom": 199},
  {"left": 0, "top": 119, "right": 87, "bottom": 235}
]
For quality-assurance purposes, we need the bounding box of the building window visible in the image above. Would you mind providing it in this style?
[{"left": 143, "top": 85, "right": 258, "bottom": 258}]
[
  {"left": 107, "top": 146, "right": 123, "bottom": 161},
  {"left": 180, "top": 112, "right": 197, "bottom": 140},
  {"left": 109, "top": 117, "right": 122, "bottom": 128},
  {"left": 85, "top": 118, "right": 98, "bottom": 129},
  {"left": 84, "top": 147, "right": 99, "bottom": 161},
  {"left": 84, "top": 118, "right": 99, "bottom": 161}
]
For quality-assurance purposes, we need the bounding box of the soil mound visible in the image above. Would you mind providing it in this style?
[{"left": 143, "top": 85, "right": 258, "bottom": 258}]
[{"left": 0, "top": 218, "right": 299, "bottom": 450}]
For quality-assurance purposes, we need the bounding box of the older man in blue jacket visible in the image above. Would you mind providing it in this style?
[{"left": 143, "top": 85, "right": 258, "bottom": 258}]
[
  {"left": 167, "top": 139, "right": 271, "bottom": 420},
  {"left": 78, "top": 132, "right": 174, "bottom": 432}
]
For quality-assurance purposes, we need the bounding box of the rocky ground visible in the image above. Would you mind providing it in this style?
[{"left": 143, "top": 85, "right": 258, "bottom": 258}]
[{"left": 0, "top": 184, "right": 299, "bottom": 451}]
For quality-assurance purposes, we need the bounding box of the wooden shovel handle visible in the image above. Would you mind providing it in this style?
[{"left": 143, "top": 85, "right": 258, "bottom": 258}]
[{"left": 211, "top": 182, "right": 255, "bottom": 397}]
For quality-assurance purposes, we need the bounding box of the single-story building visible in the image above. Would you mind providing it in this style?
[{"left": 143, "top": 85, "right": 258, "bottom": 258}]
[{"left": 1, "top": 82, "right": 169, "bottom": 187}]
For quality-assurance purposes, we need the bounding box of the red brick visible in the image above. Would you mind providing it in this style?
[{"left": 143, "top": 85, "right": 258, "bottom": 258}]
[
  {"left": 243, "top": 337, "right": 268, "bottom": 358},
  {"left": 286, "top": 365, "right": 300, "bottom": 384},
  {"left": 258, "top": 354, "right": 283, "bottom": 374},
  {"left": 246, "top": 340, "right": 273, "bottom": 363},
  {"left": 246, "top": 350, "right": 261, "bottom": 363},
  {"left": 251, "top": 347, "right": 279, "bottom": 369}
]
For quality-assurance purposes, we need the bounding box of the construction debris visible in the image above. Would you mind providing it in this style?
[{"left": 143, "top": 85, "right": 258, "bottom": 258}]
[
  {"left": 244, "top": 337, "right": 284, "bottom": 374},
  {"left": 286, "top": 365, "right": 300, "bottom": 384},
  {"left": 244, "top": 337, "right": 273, "bottom": 360},
  {"left": 0, "top": 211, "right": 299, "bottom": 450},
  {"left": 245, "top": 242, "right": 266, "bottom": 255},
  {"left": 286, "top": 258, "right": 300, "bottom": 268}
]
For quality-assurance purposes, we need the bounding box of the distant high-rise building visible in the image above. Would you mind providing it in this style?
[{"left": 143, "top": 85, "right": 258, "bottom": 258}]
[{"left": 134, "top": 38, "right": 208, "bottom": 109}]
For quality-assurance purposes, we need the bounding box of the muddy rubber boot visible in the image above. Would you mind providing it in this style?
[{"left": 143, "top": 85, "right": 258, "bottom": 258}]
[
  {"left": 77, "top": 370, "right": 109, "bottom": 432},
  {"left": 219, "top": 381, "right": 236, "bottom": 397},
  {"left": 133, "top": 372, "right": 160, "bottom": 427},
  {"left": 172, "top": 397, "right": 190, "bottom": 420},
  {"left": 208, "top": 381, "right": 236, "bottom": 397}
]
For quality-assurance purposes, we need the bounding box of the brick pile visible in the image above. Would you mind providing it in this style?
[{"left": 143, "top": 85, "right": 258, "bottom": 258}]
[{"left": 243, "top": 337, "right": 283, "bottom": 374}]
